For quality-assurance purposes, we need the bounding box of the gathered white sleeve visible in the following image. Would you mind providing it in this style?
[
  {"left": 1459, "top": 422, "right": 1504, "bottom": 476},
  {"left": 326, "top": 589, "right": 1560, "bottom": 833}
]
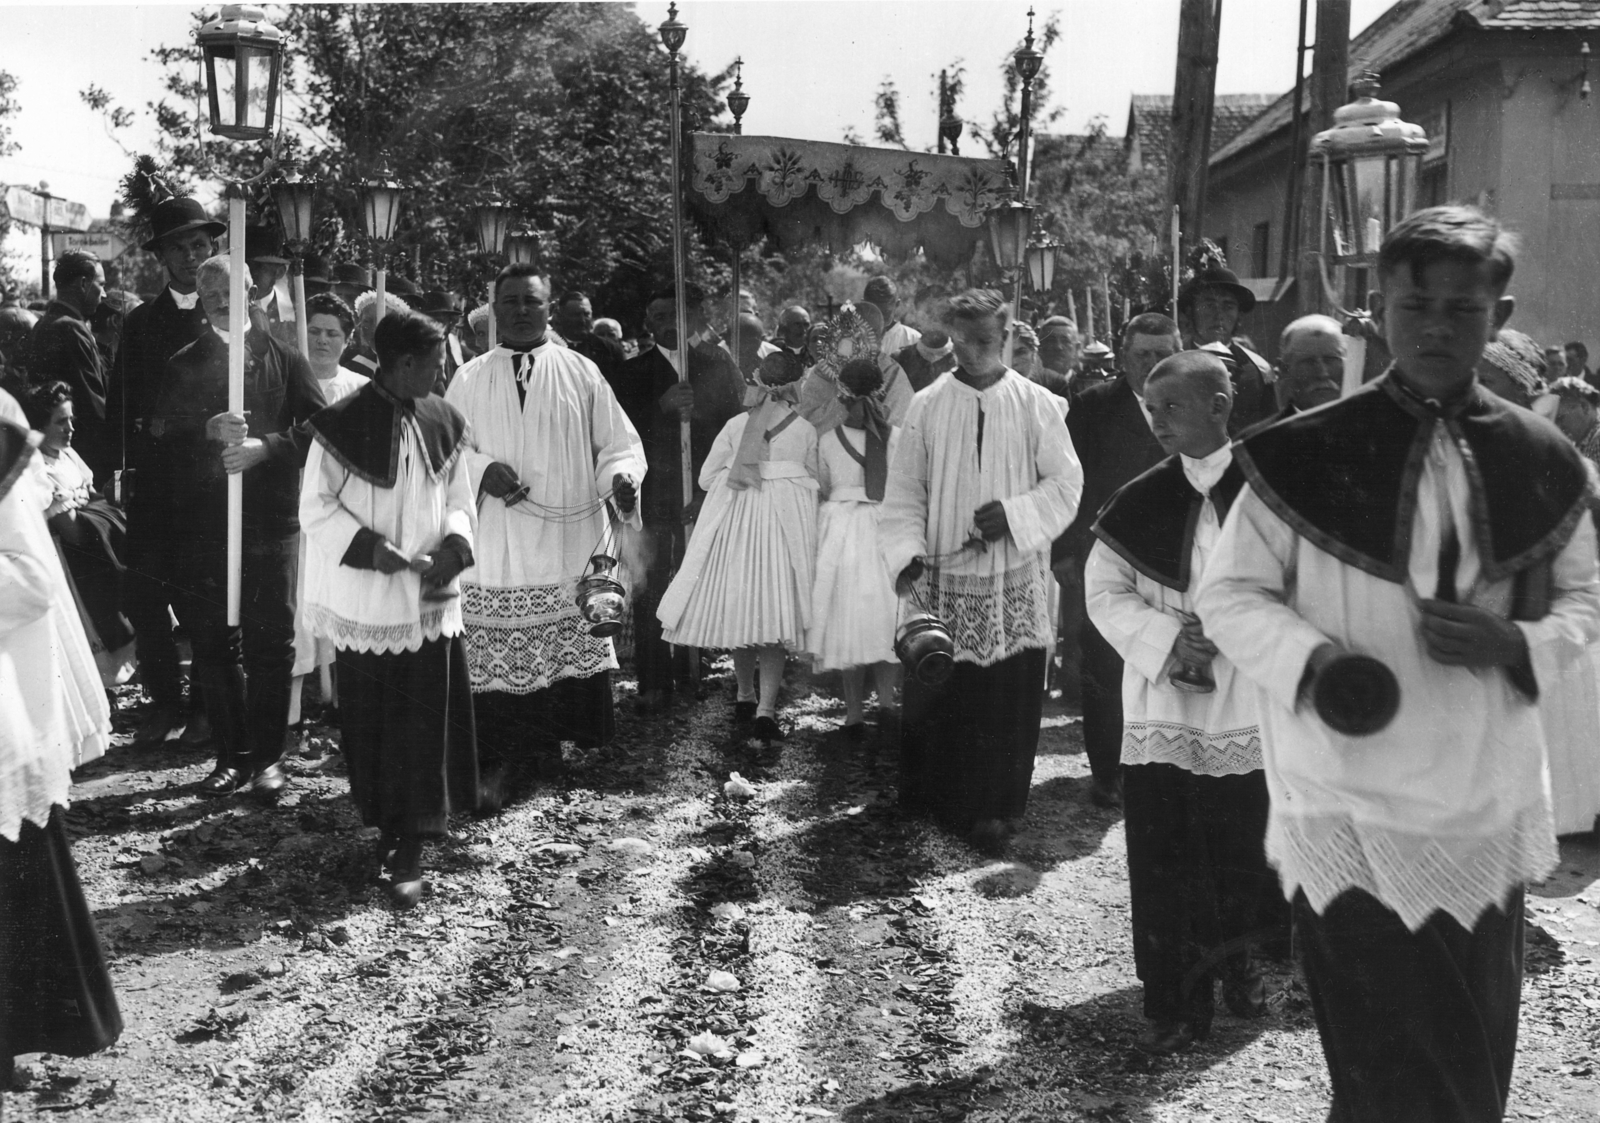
[
  {"left": 299, "top": 442, "right": 369, "bottom": 559},
  {"left": 443, "top": 366, "right": 496, "bottom": 496},
  {"left": 589, "top": 378, "right": 647, "bottom": 530},
  {"left": 1194, "top": 483, "right": 1332, "bottom": 712},
  {"left": 1515, "top": 513, "right": 1600, "bottom": 690},
  {"left": 999, "top": 391, "right": 1084, "bottom": 555},
  {"left": 443, "top": 448, "right": 477, "bottom": 547},
  {"left": 1085, "top": 540, "right": 1183, "bottom": 685},
  {"left": 880, "top": 407, "right": 930, "bottom": 580}
]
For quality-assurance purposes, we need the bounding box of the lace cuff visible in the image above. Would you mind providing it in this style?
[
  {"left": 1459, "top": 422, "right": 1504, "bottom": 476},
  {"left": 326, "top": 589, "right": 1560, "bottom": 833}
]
[{"left": 1268, "top": 803, "right": 1559, "bottom": 932}]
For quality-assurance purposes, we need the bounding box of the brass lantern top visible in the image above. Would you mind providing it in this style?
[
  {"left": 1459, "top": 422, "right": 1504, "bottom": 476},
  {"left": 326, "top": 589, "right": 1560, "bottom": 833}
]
[
  {"left": 197, "top": 5, "right": 283, "bottom": 52},
  {"left": 1309, "top": 77, "right": 1428, "bottom": 163}
]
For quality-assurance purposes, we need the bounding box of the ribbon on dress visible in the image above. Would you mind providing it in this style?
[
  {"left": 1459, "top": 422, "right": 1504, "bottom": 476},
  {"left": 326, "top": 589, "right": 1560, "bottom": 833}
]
[
  {"left": 728, "top": 381, "right": 802, "bottom": 491},
  {"left": 839, "top": 397, "right": 890, "bottom": 501}
]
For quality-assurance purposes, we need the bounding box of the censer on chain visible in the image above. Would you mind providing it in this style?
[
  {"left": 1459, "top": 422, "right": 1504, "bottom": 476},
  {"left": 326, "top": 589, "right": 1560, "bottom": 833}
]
[
  {"left": 575, "top": 553, "right": 628, "bottom": 637},
  {"left": 895, "top": 610, "right": 956, "bottom": 686},
  {"left": 1310, "top": 651, "right": 1400, "bottom": 737}
]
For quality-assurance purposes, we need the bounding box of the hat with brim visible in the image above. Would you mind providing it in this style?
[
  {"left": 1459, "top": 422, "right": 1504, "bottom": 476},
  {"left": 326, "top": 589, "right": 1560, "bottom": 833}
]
[
  {"left": 141, "top": 196, "right": 227, "bottom": 252},
  {"left": 386, "top": 275, "right": 421, "bottom": 298},
  {"left": 301, "top": 253, "right": 331, "bottom": 286},
  {"left": 331, "top": 263, "right": 372, "bottom": 292},
  {"left": 418, "top": 290, "right": 461, "bottom": 317},
  {"left": 1179, "top": 266, "right": 1256, "bottom": 314},
  {"left": 244, "top": 223, "right": 289, "bottom": 266}
]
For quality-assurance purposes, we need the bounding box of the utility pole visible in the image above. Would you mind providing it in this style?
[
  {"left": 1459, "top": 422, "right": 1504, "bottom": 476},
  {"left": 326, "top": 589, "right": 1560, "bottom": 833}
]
[
  {"left": 1167, "top": 0, "right": 1223, "bottom": 258},
  {"left": 1297, "top": 0, "right": 1351, "bottom": 315}
]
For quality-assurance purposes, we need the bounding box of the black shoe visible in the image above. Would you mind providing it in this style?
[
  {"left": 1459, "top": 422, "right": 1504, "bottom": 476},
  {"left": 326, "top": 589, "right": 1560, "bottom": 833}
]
[
  {"left": 198, "top": 765, "right": 247, "bottom": 797},
  {"left": 133, "top": 705, "right": 184, "bottom": 750},
  {"left": 1136, "top": 1018, "right": 1197, "bottom": 1055},
  {"left": 1089, "top": 777, "right": 1123, "bottom": 809},
  {"left": 634, "top": 689, "right": 671, "bottom": 716},
  {"left": 1223, "top": 969, "right": 1268, "bottom": 1019},
  {"left": 249, "top": 763, "right": 287, "bottom": 801},
  {"left": 752, "top": 715, "right": 785, "bottom": 743},
  {"left": 387, "top": 839, "right": 423, "bottom": 910},
  {"left": 969, "top": 818, "right": 1008, "bottom": 857},
  {"left": 841, "top": 721, "right": 867, "bottom": 743},
  {"left": 733, "top": 700, "right": 757, "bottom": 725}
]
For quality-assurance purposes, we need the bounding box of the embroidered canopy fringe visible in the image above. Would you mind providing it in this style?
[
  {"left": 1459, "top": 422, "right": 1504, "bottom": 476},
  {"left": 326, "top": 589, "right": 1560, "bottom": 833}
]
[{"left": 686, "top": 134, "right": 1011, "bottom": 268}]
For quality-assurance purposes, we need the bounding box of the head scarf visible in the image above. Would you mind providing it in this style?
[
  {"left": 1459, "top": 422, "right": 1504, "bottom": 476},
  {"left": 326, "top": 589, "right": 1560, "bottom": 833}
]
[
  {"left": 728, "top": 351, "right": 804, "bottom": 491},
  {"left": 835, "top": 357, "right": 890, "bottom": 500}
]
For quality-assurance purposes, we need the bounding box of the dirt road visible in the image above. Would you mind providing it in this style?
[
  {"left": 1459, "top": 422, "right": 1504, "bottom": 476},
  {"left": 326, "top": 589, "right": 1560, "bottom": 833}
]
[{"left": 7, "top": 666, "right": 1598, "bottom": 1121}]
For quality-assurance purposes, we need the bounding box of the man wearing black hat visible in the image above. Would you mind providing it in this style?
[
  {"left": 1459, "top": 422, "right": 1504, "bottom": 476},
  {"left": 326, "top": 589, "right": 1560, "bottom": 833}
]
[
  {"left": 1176, "top": 264, "right": 1276, "bottom": 435},
  {"left": 29, "top": 251, "right": 112, "bottom": 482},
  {"left": 418, "top": 290, "right": 466, "bottom": 387},
  {"left": 110, "top": 179, "right": 227, "bottom": 748}
]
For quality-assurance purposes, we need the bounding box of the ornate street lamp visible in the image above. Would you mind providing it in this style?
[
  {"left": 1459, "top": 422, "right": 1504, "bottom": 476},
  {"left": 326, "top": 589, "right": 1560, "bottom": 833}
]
[
  {"left": 473, "top": 193, "right": 514, "bottom": 347},
  {"left": 727, "top": 57, "right": 750, "bottom": 133},
  {"left": 659, "top": 1, "right": 694, "bottom": 515},
  {"left": 197, "top": 3, "right": 284, "bottom": 630},
  {"left": 1026, "top": 241, "right": 1060, "bottom": 293},
  {"left": 196, "top": 5, "right": 284, "bottom": 142},
  {"left": 1310, "top": 75, "right": 1427, "bottom": 312},
  {"left": 1013, "top": 8, "right": 1044, "bottom": 193},
  {"left": 269, "top": 168, "right": 317, "bottom": 354},
  {"left": 361, "top": 166, "right": 405, "bottom": 326},
  {"left": 999, "top": 8, "right": 1044, "bottom": 363}
]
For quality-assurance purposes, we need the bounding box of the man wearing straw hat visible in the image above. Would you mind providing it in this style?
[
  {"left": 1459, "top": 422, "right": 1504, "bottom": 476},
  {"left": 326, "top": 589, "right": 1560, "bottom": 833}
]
[{"left": 445, "top": 264, "right": 645, "bottom": 811}]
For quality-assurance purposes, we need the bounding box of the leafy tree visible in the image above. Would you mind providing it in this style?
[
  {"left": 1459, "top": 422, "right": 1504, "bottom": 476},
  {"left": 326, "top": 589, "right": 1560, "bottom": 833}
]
[
  {"left": 97, "top": 3, "right": 735, "bottom": 326},
  {"left": 874, "top": 79, "right": 908, "bottom": 150}
]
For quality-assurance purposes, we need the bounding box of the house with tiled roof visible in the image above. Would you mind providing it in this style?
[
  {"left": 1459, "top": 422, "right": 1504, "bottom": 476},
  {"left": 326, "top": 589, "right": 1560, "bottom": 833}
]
[
  {"left": 1204, "top": 0, "right": 1600, "bottom": 354},
  {"left": 1123, "top": 93, "right": 1281, "bottom": 177}
]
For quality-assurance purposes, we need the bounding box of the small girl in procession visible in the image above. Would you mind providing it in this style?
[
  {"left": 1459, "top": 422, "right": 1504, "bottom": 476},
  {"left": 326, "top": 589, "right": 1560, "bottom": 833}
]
[
  {"left": 810, "top": 356, "right": 902, "bottom": 738},
  {"left": 657, "top": 350, "right": 819, "bottom": 743}
]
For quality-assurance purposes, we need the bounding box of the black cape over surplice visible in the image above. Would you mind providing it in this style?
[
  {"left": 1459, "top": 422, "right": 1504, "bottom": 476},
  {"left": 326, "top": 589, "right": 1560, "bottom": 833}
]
[
  {"left": 1232, "top": 371, "right": 1588, "bottom": 587},
  {"left": 306, "top": 381, "right": 468, "bottom": 489},
  {"left": 1092, "top": 454, "right": 1246, "bottom": 593}
]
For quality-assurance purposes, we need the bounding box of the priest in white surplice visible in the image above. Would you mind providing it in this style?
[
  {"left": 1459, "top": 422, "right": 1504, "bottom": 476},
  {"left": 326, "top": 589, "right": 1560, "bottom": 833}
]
[
  {"left": 445, "top": 265, "right": 646, "bottom": 808},
  {"left": 880, "top": 289, "right": 1083, "bottom": 856}
]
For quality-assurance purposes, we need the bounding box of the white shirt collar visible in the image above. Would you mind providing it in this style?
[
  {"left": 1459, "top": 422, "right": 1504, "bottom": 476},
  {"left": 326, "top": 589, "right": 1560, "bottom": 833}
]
[
  {"left": 1180, "top": 443, "right": 1234, "bottom": 497},
  {"left": 169, "top": 287, "right": 200, "bottom": 311},
  {"left": 656, "top": 344, "right": 682, "bottom": 376}
]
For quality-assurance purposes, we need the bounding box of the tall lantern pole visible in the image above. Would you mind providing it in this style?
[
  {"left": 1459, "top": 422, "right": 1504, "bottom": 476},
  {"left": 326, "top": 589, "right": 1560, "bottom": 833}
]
[
  {"left": 362, "top": 166, "right": 404, "bottom": 328},
  {"left": 725, "top": 57, "right": 750, "bottom": 378},
  {"left": 473, "top": 194, "right": 512, "bottom": 348},
  {"left": 659, "top": 2, "right": 693, "bottom": 514},
  {"left": 1011, "top": 8, "right": 1044, "bottom": 348},
  {"left": 197, "top": 3, "right": 284, "bottom": 628}
]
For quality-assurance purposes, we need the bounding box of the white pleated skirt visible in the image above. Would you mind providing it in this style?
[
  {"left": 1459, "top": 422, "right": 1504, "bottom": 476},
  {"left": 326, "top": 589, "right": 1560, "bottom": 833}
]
[
  {"left": 809, "top": 497, "right": 898, "bottom": 670},
  {"left": 658, "top": 465, "right": 817, "bottom": 651},
  {"left": 1540, "top": 640, "right": 1600, "bottom": 835}
]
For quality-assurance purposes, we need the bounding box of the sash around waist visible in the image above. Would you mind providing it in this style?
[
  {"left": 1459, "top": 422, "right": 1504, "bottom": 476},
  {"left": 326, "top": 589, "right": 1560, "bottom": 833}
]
[
  {"left": 752, "top": 460, "right": 817, "bottom": 485},
  {"left": 825, "top": 485, "right": 878, "bottom": 503}
]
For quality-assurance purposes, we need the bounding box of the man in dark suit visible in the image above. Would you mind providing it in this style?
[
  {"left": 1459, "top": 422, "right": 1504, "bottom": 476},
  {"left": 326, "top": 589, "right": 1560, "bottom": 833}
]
[
  {"left": 1177, "top": 265, "right": 1276, "bottom": 435},
  {"left": 1056, "top": 312, "right": 1180, "bottom": 808},
  {"left": 619, "top": 284, "right": 745, "bottom": 713},
  {"left": 110, "top": 189, "right": 226, "bottom": 748},
  {"left": 29, "top": 251, "right": 111, "bottom": 483},
  {"left": 553, "top": 289, "right": 626, "bottom": 393}
]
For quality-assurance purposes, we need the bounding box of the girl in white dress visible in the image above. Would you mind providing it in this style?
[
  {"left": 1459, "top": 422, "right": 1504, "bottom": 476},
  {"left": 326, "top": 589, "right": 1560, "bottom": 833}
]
[
  {"left": 659, "top": 351, "right": 819, "bottom": 742},
  {"left": 810, "top": 357, "right": 901, "bottom": 737}
]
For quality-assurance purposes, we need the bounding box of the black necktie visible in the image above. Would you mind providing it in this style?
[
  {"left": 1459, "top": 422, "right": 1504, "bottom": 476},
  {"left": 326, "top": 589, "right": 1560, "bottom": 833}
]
[{"left": 1436, "top": 523, "right": 1459, "bottom": 603}]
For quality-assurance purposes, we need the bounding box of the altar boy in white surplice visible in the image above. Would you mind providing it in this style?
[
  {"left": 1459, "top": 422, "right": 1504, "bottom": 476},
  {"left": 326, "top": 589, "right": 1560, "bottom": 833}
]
[{"left": 444, "top": 264, "right": 645, "bottom": 809}]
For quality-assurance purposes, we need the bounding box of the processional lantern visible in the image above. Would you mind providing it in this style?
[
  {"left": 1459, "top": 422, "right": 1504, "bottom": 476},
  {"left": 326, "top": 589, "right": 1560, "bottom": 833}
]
[
  {"left": 196, "top": 5, "right": 284, "bottom": 142},
  {"left": 988, "top": 201, "right": 1036, "bottom": 279},
  {"left": 1026, "top": 241, "right": 1060, "bottom": 292},
  {"left": 474, "top": 195, "right": 513, "bottom": 257},
  {"left": 505, "top": 230, "right": 539, "bottom": 267},
  {"left": 361, "top": 168, "right": 404, "bottom": 244},
  {"left": 270, "top": 171, "right": 317, "bottom": 249},
  {"left": 1310, "top": 75, "right": 1428, "bottom": 271}
]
